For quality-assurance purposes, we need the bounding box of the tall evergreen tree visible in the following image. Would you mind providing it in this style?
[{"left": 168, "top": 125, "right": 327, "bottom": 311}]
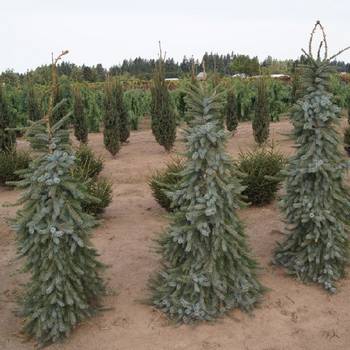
[
  {"left": 149, "top": 83, "right": 263, "bottom": 322},
  {"left": 0, "top": 84, "right": 15, "bottom": 152},
  {"left": 50, "top": 79, "right": 65, "bottom": 126},
  {"left": 150, "top": 43, "right": 176, "bottom": 151},
  {"left": 87, "top": 94, "right": 101, "bottom": 132},
  {"left": 26, "top": 81, "right": 41, "bottom": 121},
  {"left": 114, "top": 80, "right": 130, "bottom": 143},
  {"left": 252, "top": 77, "right": 270, "bottom": 145},
  {"left": 274, "top": 22, "right": 350, "bottom": 292},
  {"left": 11, "top": 51, "right": 105, "bottom": 346},
  {"left": 50, "top": 59, "right": 69, "bottom": 127},
  {"left": 225, "top": 89, "right": 238, "bottom": 132},
  {"left": 73, "top": 86, "right": 88, "bottom": 143},
  {"left": 103, "top": 79, "right": 120, "bottom": 156}
]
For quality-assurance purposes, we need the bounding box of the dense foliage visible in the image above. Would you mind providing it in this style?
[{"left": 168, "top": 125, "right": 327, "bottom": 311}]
[
  {"left": 124, "top": 89, "right": 151, "bottom": 130},
  {"left": 114, "top": 80, "right": 130, "bottom": 143},
  {"left": 0, "top": 150, "right": 31, "bottom": 185},
  {"left": 72, "top": 144, "right": 103, "bottom": 180},
  {"left": 50, "top": 74, "right": 69, "bottom": 127},
  {"left": 82, "top": 177, "right": 112, "bottom": 215},
  {"left": 151, "top": 53, "right": 177, "bottom": 151},
  {"left": 26, "top": 81, "right": 41, "bottom": 121},
  {"left": 12, "top": 103, "right": 105, "bottom": 345},
  {"left": 230, "top": 54, "right": 260, "bottom": 76},
  {"left": 0, "top": 84, "right": 16, "bottom": 152},
  {"left": 86, "top": 93, "right": 101, "bottom": 132},
  {"left": 103, "top": 80, "right": 120, "bottom": 156},
  {"left": 73, "top": 86, "right": 88, "bottom": 143},
  {"left": 274, "top": 23, "right": 350, "bottom": 292},
  {"left": 149, "top": 157, "right": 185, "bottom": 211},
  {"left": 1, "top": 70, "right": 349, "bottom": 137},
  {"left": 238, "top": 148, "right": 286, "bottom": 205},
  {"left": 149, "top": 83, "right": 263, "bottom": 322},
  {"left": 252, "top": 78, "right": 270, "bottom": 145},
  {"left": 71, "top": 144, "right": 112, "bottom": 215},
  {"left": 225, "top": 90, "right": 238, "bottom": 132}
]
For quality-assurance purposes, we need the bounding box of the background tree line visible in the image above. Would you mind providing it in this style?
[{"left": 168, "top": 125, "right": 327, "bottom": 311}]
[{"left": 3, "top": 52, "right": 350, "bottom": 85}]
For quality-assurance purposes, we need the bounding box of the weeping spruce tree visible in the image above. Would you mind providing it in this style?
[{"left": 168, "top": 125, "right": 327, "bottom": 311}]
[
  {"left": 73, "top": 86, "right": 88, "bottom": 143},
  {"left": 151, "top": 42, "right": 176, "bottom": 151},
  {"left": 274, "top": 22, "right": 350, "bottom": 292},
  {"left": 12, "top": 51, "right": 105, "bottom": 346},
  {"left": 149, "top": 83, "right": 263, "bottom": 322}
]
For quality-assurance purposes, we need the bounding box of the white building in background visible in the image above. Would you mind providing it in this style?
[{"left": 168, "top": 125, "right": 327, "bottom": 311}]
[
  {"left": 270, "top": 74, "right": 290, "bottom": 79},
  {"left": 232, "top": 73, "right": 247, "bottom": 78},
  {"left": 196, "top": 71, "right": 207, "bottom": 81}
]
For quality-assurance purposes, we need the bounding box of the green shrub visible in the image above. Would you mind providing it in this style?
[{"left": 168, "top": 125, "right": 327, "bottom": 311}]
[
  {"left": 238, "top": 148, "right": 286, "bottom": 205},
  {"left": 71, "top": 145, "right": 111, "bottom": 215},
  {"left": 0, "top": 150, "right": 31, "bottom": 185},
  {"left": 344, "top": 126, "right": 350, "bottom": 145},
  {"left": 82, "top": 177, "right": 113, "bottom": 215},
  {"left": 149, "top": 157, "right": 185, "bottom": 211},
  {"left": 73, "top": 144, "right": 103, "bottom": 180}
]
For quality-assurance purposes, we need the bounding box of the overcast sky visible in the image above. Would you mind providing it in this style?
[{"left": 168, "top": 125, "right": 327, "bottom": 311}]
[{"left": 1, "top": 0, "right": 349, "bottom": 73}]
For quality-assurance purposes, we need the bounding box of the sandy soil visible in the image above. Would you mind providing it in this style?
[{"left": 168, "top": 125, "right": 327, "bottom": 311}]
[{"left": 0, "top": 119, "right": 350, "bottom": 350}]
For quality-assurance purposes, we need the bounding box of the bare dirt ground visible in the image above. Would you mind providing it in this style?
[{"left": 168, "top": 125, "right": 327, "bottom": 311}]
[{"left": 1, "top": 118, "right": 350, "bottom": 350}]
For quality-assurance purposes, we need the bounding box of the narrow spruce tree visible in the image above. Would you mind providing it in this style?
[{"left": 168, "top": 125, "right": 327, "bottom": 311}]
[
  {"left": 73, "top": 86, "right": 88, "bottom": 144},
  {"left": 0, "top": 83, "right": 15, "bottom": 152},
  {"left": 274, "top": 22, "right": 350, "bottom": 292},
  {"left": 103, "top": 79, "right": 120, "bottom": 156},
  {"left": 150, "top": 43, "right": 176, "bottom": 151},
  {"left": 225, "top": 89, "right": 238, "bottom": 132},
  {"left": 176, "top": 90, "right": 187, "bottom": 121},
  {"left": 252, "top": 77, "right": 269, "bottom": 145},
  {"left": 87, "top": 95, "right": 101, "bottom": 132},
  {"left": 149, "top": 83, "right": 263, "bottom": 322},
  {"left": 50, "top": 76, "right": 66, "bottom": 126},
  {"left": 114, "top": 80, "right": 130, "bottom": 143},
  {"left": 11, "top": 51, "right": 105, "bottom": 346},
  {"left": 26, "top": 81, "right": 41, "bottom": 121}
]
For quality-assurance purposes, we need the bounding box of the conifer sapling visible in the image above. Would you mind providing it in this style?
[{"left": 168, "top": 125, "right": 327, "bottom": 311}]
[
  {"left": 73, "top": 86, "right": 88, "bottom": 144},
  {"left": 87, "top": 94, "right": 101, "bottom": 132},
  {"left": 27, "top": 80, "right": 41, "bottom": 122},
  {"left": 50, "top": 56, "right": 68, "bottom": 127},
  {"left": 225, "top": 89, "right": 238, "bottom": 132},
  {"left": 274, "top": 22, "right": 350, "bottom": 292},
  {"left": 103, "top": 79, "right": 120, "bottom": 156},
  {"left": 12, "top": 51, "right": 105, "bottom": 345},
  {"left": 149, "top": 83, "right": 263, "bottom": 322},
  {"left": 115, "top": 80, "right": 130, "bottom": 143},
  {"left": 150, "top": 42, "right": 176, "bottom": 151},
  {"left": 252, "top": 77, "right": 270, "bottom": 145}
]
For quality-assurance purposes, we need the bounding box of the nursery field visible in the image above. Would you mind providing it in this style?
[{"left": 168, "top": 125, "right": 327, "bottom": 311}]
[{"left": 0, "top": 118, "right": 349, "bottom": 350}]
